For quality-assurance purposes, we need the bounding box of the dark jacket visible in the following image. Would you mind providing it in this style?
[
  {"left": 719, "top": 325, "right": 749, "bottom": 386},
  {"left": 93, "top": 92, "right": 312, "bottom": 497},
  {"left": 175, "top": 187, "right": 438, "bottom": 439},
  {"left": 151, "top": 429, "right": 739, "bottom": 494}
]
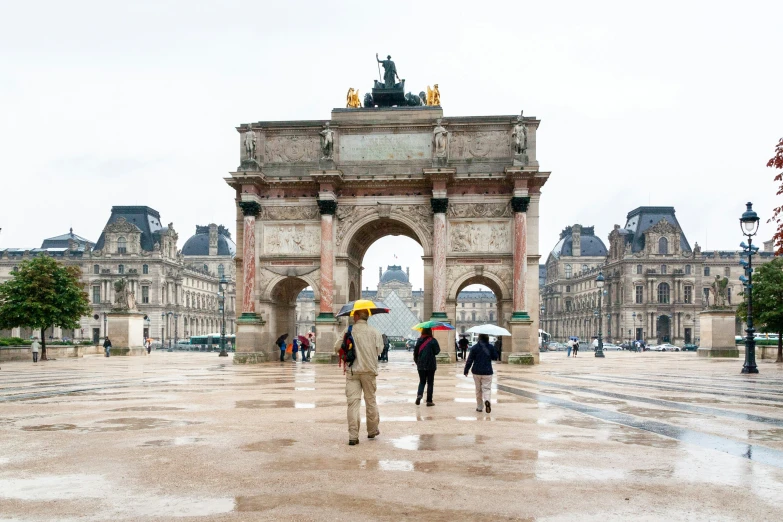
[
  {"left": 103, "top": 339, "right": 112, "bottom": 349},
  {"left": 464, "top": 341, "right": 496, "bottom": 376},
  {"left": 413, "top": 336, "right": 441, "bottom": 372}
]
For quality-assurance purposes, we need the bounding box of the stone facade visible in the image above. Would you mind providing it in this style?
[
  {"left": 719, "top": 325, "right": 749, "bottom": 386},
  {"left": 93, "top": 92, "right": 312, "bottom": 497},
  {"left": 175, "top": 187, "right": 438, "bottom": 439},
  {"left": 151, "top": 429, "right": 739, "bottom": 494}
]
[
  {"left": 0, "top": 207, "right": 236, "bottom": 345},
  {"left": 540, "top": 207, "right": 777, "bottom": 345},
  {"left": 226, "top": 106, "right": 549, "bottom": 363}
]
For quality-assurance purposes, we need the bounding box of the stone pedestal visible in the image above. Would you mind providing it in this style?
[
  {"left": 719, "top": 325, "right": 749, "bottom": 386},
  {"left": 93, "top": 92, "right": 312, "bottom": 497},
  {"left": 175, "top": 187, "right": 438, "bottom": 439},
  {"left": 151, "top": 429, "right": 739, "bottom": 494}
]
[
  {"left": 507, "top": 317, "right": 537, "bottom": 365},
  {"left": 433, "top": 327, "right": 455, "bottom": 363},
  {"left": 697, "top": 310, "right": 739, "bottom": 358},
  {"left": 107, "top": 312, "right": 146, "bottom": 356},
  {"left": 234, "top": 314, "right": 269, "bottom": 364},
  {"left": 313, "top": 320, "right": 340, "bottom": 363}
]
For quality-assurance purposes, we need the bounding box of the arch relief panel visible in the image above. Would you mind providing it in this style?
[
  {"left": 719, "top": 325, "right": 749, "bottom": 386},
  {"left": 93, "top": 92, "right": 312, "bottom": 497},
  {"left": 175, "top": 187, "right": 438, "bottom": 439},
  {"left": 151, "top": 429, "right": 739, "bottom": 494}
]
[{"left": 449, "top": 222, "right": 512, "bottom": 253}]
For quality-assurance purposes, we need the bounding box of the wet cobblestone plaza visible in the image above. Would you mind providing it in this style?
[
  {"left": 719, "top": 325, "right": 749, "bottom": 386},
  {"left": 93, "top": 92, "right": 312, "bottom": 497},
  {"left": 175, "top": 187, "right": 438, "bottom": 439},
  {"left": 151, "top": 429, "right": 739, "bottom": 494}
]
[{"left": 2, "top": 351, "right": 783, "bottom": 520}]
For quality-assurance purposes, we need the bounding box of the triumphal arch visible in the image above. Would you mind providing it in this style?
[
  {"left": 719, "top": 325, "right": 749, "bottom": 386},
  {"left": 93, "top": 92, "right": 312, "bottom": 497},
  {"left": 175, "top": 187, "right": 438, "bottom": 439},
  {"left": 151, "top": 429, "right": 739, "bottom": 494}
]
[{"left": 225, "top": 62, "right": 549, "bottom": 364}]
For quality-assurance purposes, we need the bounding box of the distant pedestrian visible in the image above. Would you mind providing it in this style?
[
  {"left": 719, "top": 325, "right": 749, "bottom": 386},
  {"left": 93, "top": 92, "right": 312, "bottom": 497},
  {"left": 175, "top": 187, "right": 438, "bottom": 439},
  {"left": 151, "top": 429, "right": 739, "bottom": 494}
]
[
  {"left": 458, "top": 335, "right": 469, "bottom": 361},
  {"left": 380, "top": 334, "right": 390, "bottom": 362},
  {"left": 145, "top": 338, "right": 152, "bottom": 355},
  {"left": 103, "top": 337, "right": 112, "bottom": 357},
  {"left": 464, "top": 333, "right": 497, "bottom": 413},
  {"left": 413, "top": 328, "right": 441, "bottom": 407},
  {"left": 494, "top": 337, "right": 503, "bottom": 362},
  {"left": 31, "top": 338, "right": 40, "bottom": 363},
  {"left": 292, "top": 338, "right": 299, "bottom": 362},
  {"left": 573, "top": 340, "right": 579, "bottom": 357},
  {"left": 276, "top": 333, "right": 288, "bottom": 362},
  {"left": 566, "top": 339, "right": 572, "bottom": 357}
]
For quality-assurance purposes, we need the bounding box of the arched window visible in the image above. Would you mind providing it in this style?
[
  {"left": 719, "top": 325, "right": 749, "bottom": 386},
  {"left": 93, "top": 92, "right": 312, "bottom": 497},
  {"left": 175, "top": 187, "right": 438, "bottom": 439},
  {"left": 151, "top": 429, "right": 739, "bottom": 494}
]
[
  {"left": 658, "top": 282, "right": 670, "bottom": 304},
  {"left": 704, "top": 267, "right": 710, "bottom": 276},
  {"left": 118, "top": 264, "right": 124, "bottom": 274},
  {"left": 117, "top": 237, "right": 127, "bottom": 254},
  {"left": 142, "top": 264, "right": 148, "bottom": 275},
  {"left": 565, "top": 264, "right": 572, "bottom": 279},
  {"left": 685, "top": 264, "right": 691, "bottom": 275},
  {"left": 203, "top": 264, "right": 209, "bottom": 273},
  {"left": 218, "top": 264, "right": 225, "bottom": 279},
  {"left": 582, "top": 264, "right": 588, "bottom": 272},
  {"left": 93, "top": 264, "right": 99, "bottom": 275},
  {"left": 658, "top": 237, "right": 668, "bottom": 254}
]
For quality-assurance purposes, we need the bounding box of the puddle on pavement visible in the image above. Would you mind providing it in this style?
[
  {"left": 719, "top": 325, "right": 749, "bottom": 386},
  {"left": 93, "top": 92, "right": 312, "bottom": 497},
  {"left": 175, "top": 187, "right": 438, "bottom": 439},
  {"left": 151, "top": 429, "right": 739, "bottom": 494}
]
[
  {"left": 571, "top": 396, "right": 625, "bottom": 405},
  {"left": 142, "top": 437, "right": 206, "bottom": 447},
  {"left": 0, "top": 474, "right": 106, "bottom": 500},
  {"left": 551, "top": 416, "right": 603, "bottom": 430},
  {"left": 610, "top": 429, "right": 679, "bottom": 449},
  {"left": 92, "top": 417, "right": 200, "bottom": 432},
  {"left": 390, "top": 434, "right": 487, "bottom": 451},
  {"left": 295, "top": 387, "right": 315, "bottom": 391},
  {"left": 630, "top": 467, "right": 675, "bottom": 478},
  {"left": 618, "top": 406, "right": 702, "bottom": 420},
  {"left": 236, "top": 399, "right": 342, "bottom": 409},
  {"left": 748, "top": 429, "right": 783, "bottom": 441},
  {"left": 22, "top": 423, "right": 78, "bottom": 432},
  {"left": 242, "top": 438, "right": 296, "bottom": 452},
  {"left": 505, "top": 449, "right": 539, "bottom": 461},
  {"left": 110, "top": 406, "right": 185, "bottom": 412},
  {"left": 658, "top": 396, "right": 724, "bottom": 404},
  {"left": 376, "top": 396, "right": 413, "bottom": 404}
]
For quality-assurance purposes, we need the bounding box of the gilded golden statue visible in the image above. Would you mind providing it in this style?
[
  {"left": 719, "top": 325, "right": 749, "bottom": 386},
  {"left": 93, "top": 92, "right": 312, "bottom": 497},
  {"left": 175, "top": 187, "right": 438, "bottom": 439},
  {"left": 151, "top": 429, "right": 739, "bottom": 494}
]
[
  {"left": 346, "top": 88, "right": 362, "bottom": 109},
  {"left": 426, "top": 84, "right": 441, "bottom": 106}
]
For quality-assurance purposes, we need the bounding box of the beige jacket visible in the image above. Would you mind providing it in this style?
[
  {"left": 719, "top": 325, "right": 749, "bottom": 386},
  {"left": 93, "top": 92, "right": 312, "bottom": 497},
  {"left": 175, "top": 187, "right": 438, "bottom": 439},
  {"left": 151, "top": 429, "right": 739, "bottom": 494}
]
[{"left": 334, "top": 319, "right": 384, "bottom": 375}]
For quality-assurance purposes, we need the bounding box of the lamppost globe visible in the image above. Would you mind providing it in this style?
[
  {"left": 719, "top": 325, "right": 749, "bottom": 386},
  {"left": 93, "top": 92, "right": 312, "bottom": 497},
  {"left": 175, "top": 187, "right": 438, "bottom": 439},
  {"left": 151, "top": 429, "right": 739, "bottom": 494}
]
[
  {"left": 595, "top": 271, "right": 605, "bottom": 288},
  {"left": 740, "top": 202, "right": 760, "bottom": 236}
]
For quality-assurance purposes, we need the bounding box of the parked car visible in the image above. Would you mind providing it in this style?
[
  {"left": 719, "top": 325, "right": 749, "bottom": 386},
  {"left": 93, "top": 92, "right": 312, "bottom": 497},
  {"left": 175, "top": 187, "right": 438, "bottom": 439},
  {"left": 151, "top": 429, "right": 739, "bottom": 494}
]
[
  {"left": 682, "top": 344, "right": 698, "bottom": 352},
  {"left": 547, "top": 342, "right": 567, "bottom": 351},
  {"left": 602, "top": 343, "right": 622, "bottom": 351},
  {"left": 652, "top": 343, "right": 680, "bottom": 352}
]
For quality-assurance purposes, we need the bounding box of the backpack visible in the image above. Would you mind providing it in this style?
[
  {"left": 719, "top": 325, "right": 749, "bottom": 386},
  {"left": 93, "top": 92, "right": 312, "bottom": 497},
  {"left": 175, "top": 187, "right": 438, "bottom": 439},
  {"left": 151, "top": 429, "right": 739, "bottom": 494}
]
[{"left": 338, "top": 325, "right": 356, "bottom": 373}]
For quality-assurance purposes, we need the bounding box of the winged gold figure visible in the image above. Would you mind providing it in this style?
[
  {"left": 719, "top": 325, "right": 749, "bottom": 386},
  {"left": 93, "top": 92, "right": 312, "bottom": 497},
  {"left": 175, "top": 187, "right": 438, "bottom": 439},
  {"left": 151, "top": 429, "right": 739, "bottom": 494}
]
[{"left": 346, "top": 88, "right": 362, "bottom": 109}]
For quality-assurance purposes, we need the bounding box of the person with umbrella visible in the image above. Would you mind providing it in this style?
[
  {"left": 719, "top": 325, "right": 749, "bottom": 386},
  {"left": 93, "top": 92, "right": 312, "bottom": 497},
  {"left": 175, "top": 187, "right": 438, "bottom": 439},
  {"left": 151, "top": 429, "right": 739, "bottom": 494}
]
[
  {"left": 464, "top": 325, "right": 507, "bottom": 413},
  {"left": 275, "top": 333, "right": 289, "bottom": 362},
  {"left": 297, "top": 335, "right": 311, "bottom": 362},
  {"left": 333, "top": 300, "right": 387, "bottom": 446},
  {"left": 411, "top": 321, "right": 450, "bottom": 406}
]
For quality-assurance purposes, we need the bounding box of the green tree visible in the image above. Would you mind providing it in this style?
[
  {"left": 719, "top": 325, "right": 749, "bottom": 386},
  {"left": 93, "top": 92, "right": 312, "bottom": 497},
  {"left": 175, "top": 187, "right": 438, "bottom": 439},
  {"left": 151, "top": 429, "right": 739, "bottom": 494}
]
[
  {"left": 737, "top": 257, "right": 783, "bottom": 363},
  {"left": 0, "top": 256, "right": 91, "bottom": 360}
]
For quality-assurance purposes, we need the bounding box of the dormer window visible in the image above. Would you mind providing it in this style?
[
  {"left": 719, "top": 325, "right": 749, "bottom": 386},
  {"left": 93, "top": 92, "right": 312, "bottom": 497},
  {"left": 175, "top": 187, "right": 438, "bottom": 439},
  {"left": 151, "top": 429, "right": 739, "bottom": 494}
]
[
  {"left": 117, "top": 237, "right": 127, "bottom": 254},
  {"left": 658, "top": 237, "right": 668, "bottom": 254}
]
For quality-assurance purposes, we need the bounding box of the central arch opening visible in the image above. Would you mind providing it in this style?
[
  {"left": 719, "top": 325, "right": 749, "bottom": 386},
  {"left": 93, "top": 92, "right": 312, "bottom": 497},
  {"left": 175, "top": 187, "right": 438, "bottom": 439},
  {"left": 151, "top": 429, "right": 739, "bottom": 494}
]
[{"left": 339, "top": 216, "right": 430, "bottom": 350}]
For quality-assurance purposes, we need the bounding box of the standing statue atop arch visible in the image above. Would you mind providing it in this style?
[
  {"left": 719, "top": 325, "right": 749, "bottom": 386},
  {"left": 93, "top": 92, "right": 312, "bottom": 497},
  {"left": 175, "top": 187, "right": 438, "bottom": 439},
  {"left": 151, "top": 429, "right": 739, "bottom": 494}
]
[
  {"left": 512, "top": 114, "right": 527, "bottom": 155},
  {"left": 320, "top": 122, "right": 334, "bottom": 160},
  {"left": 433, "top": 118, "right": 449, "bottom": 158},
  {"left": 376, "top": 53, "right": 400, "bottom": 88},
  {"left": 243, "top": 129, "right": 256, "bottom": 160}
]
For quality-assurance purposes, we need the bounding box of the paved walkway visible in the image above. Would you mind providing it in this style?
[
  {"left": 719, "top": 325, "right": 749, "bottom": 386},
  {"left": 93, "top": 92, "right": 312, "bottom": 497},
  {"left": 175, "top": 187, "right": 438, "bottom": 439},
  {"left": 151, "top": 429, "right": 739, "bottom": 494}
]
[{"left": 1, "top": 351, "right": 783, "bottom": 520}]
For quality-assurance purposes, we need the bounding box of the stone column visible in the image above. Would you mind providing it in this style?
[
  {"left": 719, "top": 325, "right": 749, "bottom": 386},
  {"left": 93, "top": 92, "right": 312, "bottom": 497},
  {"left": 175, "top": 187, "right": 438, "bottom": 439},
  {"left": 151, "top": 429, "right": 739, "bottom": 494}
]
[
  {"left": 234, "top": 200, "right": 267, "bottom": 364},
  {"left": 430, "top": 198, "right": 449, "bottom": 320},
  {"left": 316, "top": 200, "right": 337, "bottom": 319},
  {"left": 314, "top": 198, "right": 339, "bottom": 364},
  {"left": 238, "top": 202, "right": 260, "bottom": 317},
  {"left": 507, "top": 196, "right": 534, "bottom": 365}
]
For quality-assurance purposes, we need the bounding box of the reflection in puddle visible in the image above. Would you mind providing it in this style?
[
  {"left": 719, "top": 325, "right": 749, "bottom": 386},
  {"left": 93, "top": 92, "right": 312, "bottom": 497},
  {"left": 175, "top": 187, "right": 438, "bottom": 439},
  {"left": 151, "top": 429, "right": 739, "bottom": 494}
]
[
  {"left": 236, "top": 399, "right": 341, "bottom": 409},
  {"left": 142, "top": 437, "right": 205, "bottom": 447},
  {"left": 242, "top": 438, "right": 296, "bottom": 452},
  {"left": 610, "top": 430, "right": 679, "bottom": 449},
  {"left": 618, "top": 406, "right": 701, "bottom": 420},
  {"left": 295, "top": 387, "right": 315, "bottom": 391},
  {"left": 0, "top": 474, "right": 106, "bottom": 500},
  {"left": 571, "top": 396, "right": 625, "bottom": 405},
  {"left": 92, "top": 417, "right": 200, "bottom": 432},
  {"left": 391, "top": 434, "right": 486, "bottom": 451},
  {"left": 22, "top": 423, "right": 78, "bottom": 432},
  {"left": 748, "top": 429, "right": 783, "bottom": 442},
  {"left": 110, "top": 406, "right": 185, "bottom": 412},
  {"left": 295, "top": 402, "right": 315, "bottom": 408}
]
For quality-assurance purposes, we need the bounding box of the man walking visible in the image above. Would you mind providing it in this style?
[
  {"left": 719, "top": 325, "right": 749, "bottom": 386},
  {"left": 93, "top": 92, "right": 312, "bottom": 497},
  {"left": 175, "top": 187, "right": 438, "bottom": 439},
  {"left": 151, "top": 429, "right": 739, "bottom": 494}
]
[
  {"left": 334, "top": 309, "right": 384, "bottom": 446},
  {"left": 31, "top": 337, "right": 40, "bottom": 363},
  {"left": 464, "top": 333, "right": 497, "bottom": 413},
  {"left": 458, "top": 335, "right": 469, "bottom": 361},
  {"left": 566, "top": 339, "right": 573, "bottom": 357},
  {"left": 103, "top": 337, "right": 112, "bottom": 357}
]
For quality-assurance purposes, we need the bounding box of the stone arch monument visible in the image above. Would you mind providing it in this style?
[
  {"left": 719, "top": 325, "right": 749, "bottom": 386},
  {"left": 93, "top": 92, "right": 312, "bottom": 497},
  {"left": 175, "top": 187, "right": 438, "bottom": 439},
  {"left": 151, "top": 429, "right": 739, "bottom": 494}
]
[{"left": 226, "top": 105, "right": 549, "bottom": 364}]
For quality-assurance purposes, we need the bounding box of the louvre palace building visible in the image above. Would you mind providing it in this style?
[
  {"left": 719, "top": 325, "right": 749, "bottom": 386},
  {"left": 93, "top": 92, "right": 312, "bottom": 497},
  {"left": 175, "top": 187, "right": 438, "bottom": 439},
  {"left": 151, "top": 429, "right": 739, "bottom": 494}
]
[
  {"left": 0, "top": 206, "right": 236, "bottom": 345},
  {"left": 539, "top": 206, "right": 776, "bottom": 346}
]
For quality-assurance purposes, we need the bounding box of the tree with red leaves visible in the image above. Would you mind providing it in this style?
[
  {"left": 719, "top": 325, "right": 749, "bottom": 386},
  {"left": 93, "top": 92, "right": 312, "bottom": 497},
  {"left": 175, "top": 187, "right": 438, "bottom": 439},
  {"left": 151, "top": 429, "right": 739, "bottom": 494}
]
[{"left": 767, "top": 137, "right": 783, "bottom": 255}]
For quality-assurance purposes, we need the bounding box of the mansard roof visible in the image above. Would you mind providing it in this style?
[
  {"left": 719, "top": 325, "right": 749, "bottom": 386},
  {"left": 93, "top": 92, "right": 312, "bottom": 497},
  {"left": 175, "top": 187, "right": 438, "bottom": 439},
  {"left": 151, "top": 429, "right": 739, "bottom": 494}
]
[
  {"left": 93, "top": 206, "right": 164, "bottom": 252},
  {"left": 623, "top": 206, "right": 691, "bottom": 253},
  {"left": 551, "top": 226, "right": 608, "bottom": 258}
]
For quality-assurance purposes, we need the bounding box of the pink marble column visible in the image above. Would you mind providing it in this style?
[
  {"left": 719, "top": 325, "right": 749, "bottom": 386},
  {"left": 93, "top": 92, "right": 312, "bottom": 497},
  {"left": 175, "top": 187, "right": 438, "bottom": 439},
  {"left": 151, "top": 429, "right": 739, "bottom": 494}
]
[
  {"left": 319, "top": 213, "right": 334, "bottom": 314},
  {"left": 238, "top": 202, "right": 260, "bottom": 315},
  {"left": 511, "top": 196, "right": 530, "bottom": 318},
  {"left": 317, "top": 200, "right": 337, "bottom": 318},
  {"left": 430, "top": 198, "right": 449, "bottom": 318}
]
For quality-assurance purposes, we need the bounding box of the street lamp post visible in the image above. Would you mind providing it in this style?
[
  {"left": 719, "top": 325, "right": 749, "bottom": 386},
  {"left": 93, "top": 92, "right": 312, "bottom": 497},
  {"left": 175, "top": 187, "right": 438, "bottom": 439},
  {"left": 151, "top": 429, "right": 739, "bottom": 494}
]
[
  {"left": 218, "top": 276, "right": 231, "bottom": 357},
  {"left": 739, "top": 202, "right": 760, "bottom": 374},
  {"left": 540, "top": 305, "right": 545, "bottom": 351},
  {"left": 595, "top": 272, "right": 605, "bottom": 358}
]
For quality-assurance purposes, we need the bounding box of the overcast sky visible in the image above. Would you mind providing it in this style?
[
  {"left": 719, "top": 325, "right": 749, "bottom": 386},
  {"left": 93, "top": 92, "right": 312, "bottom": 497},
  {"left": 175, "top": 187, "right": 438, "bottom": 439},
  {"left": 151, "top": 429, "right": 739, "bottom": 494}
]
[{"left": 1, "top": 1, "right": 781, "bottom": 294}]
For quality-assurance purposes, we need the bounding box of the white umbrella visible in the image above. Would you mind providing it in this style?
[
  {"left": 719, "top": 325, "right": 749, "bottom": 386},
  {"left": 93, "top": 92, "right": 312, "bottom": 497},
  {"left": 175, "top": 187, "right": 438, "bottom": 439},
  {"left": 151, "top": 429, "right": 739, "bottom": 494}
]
[{"left": 466, "top": 324, "right": 511, "bottom": 336}]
